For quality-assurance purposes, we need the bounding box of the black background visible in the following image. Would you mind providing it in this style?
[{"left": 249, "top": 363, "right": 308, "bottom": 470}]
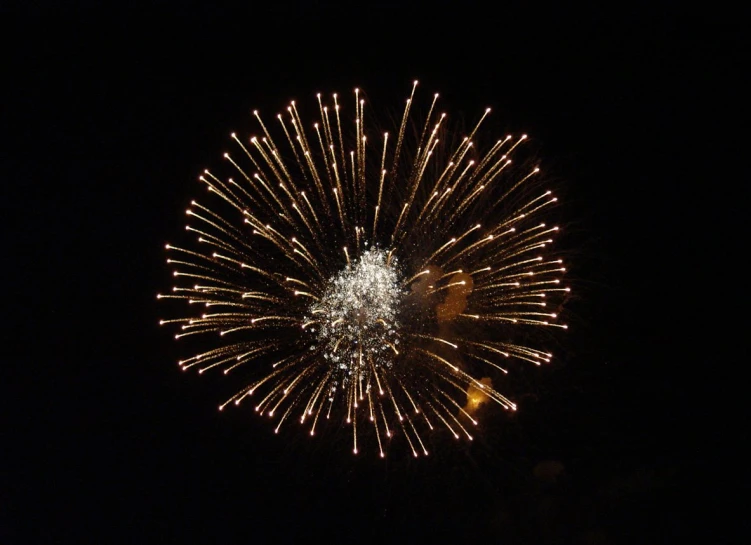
[{"left": 2, "top": 4, "right": 740, "bottom": 543}]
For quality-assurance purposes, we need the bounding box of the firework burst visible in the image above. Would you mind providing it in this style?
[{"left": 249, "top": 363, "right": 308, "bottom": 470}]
[{"left": 159, "top": 81, "right": 570, "bottom": 457}]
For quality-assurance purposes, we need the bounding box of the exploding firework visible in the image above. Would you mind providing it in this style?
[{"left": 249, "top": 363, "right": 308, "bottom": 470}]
[{"left": 159, "top": 82, "right": 570, "bottom": 457}]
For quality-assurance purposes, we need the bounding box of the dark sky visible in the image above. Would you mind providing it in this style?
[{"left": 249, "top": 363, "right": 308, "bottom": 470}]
[{"left": 2, "top": 4, "right": 739, "bottom": 544}]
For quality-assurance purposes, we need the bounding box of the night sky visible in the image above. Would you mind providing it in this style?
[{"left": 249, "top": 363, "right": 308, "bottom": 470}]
[{"left": 3, "top": 5, "right": 739, "bottom": 544}]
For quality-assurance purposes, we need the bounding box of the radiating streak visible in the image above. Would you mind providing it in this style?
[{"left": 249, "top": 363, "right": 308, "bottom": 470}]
[
  {"left": 466, "top": 352, "right": 509, "bottom": 374},
  {"left": 407, "top": 415, "right": 429, "bottom": 456},
  {"left": 437, "top": 388, "right": 480, "bottom": 425},
  {"left": 429, "top": 392, "right": 473, "bottom": 440},
  {"left": 426, "top": 280, "right": 467, "bottom": 295},
  {"left": 372, "top": 132, "right": 389, "bottom": 239},
  {"left": 424, "top": 399, "right": 459, "bottom": 438},
  {"left": 389, "top": 80, "right": 417, "bottom": 181}
]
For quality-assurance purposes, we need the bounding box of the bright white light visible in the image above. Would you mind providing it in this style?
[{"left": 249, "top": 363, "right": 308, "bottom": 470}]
[{"left": 308, "top": 249, "right": 402, "bottom": 398}]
